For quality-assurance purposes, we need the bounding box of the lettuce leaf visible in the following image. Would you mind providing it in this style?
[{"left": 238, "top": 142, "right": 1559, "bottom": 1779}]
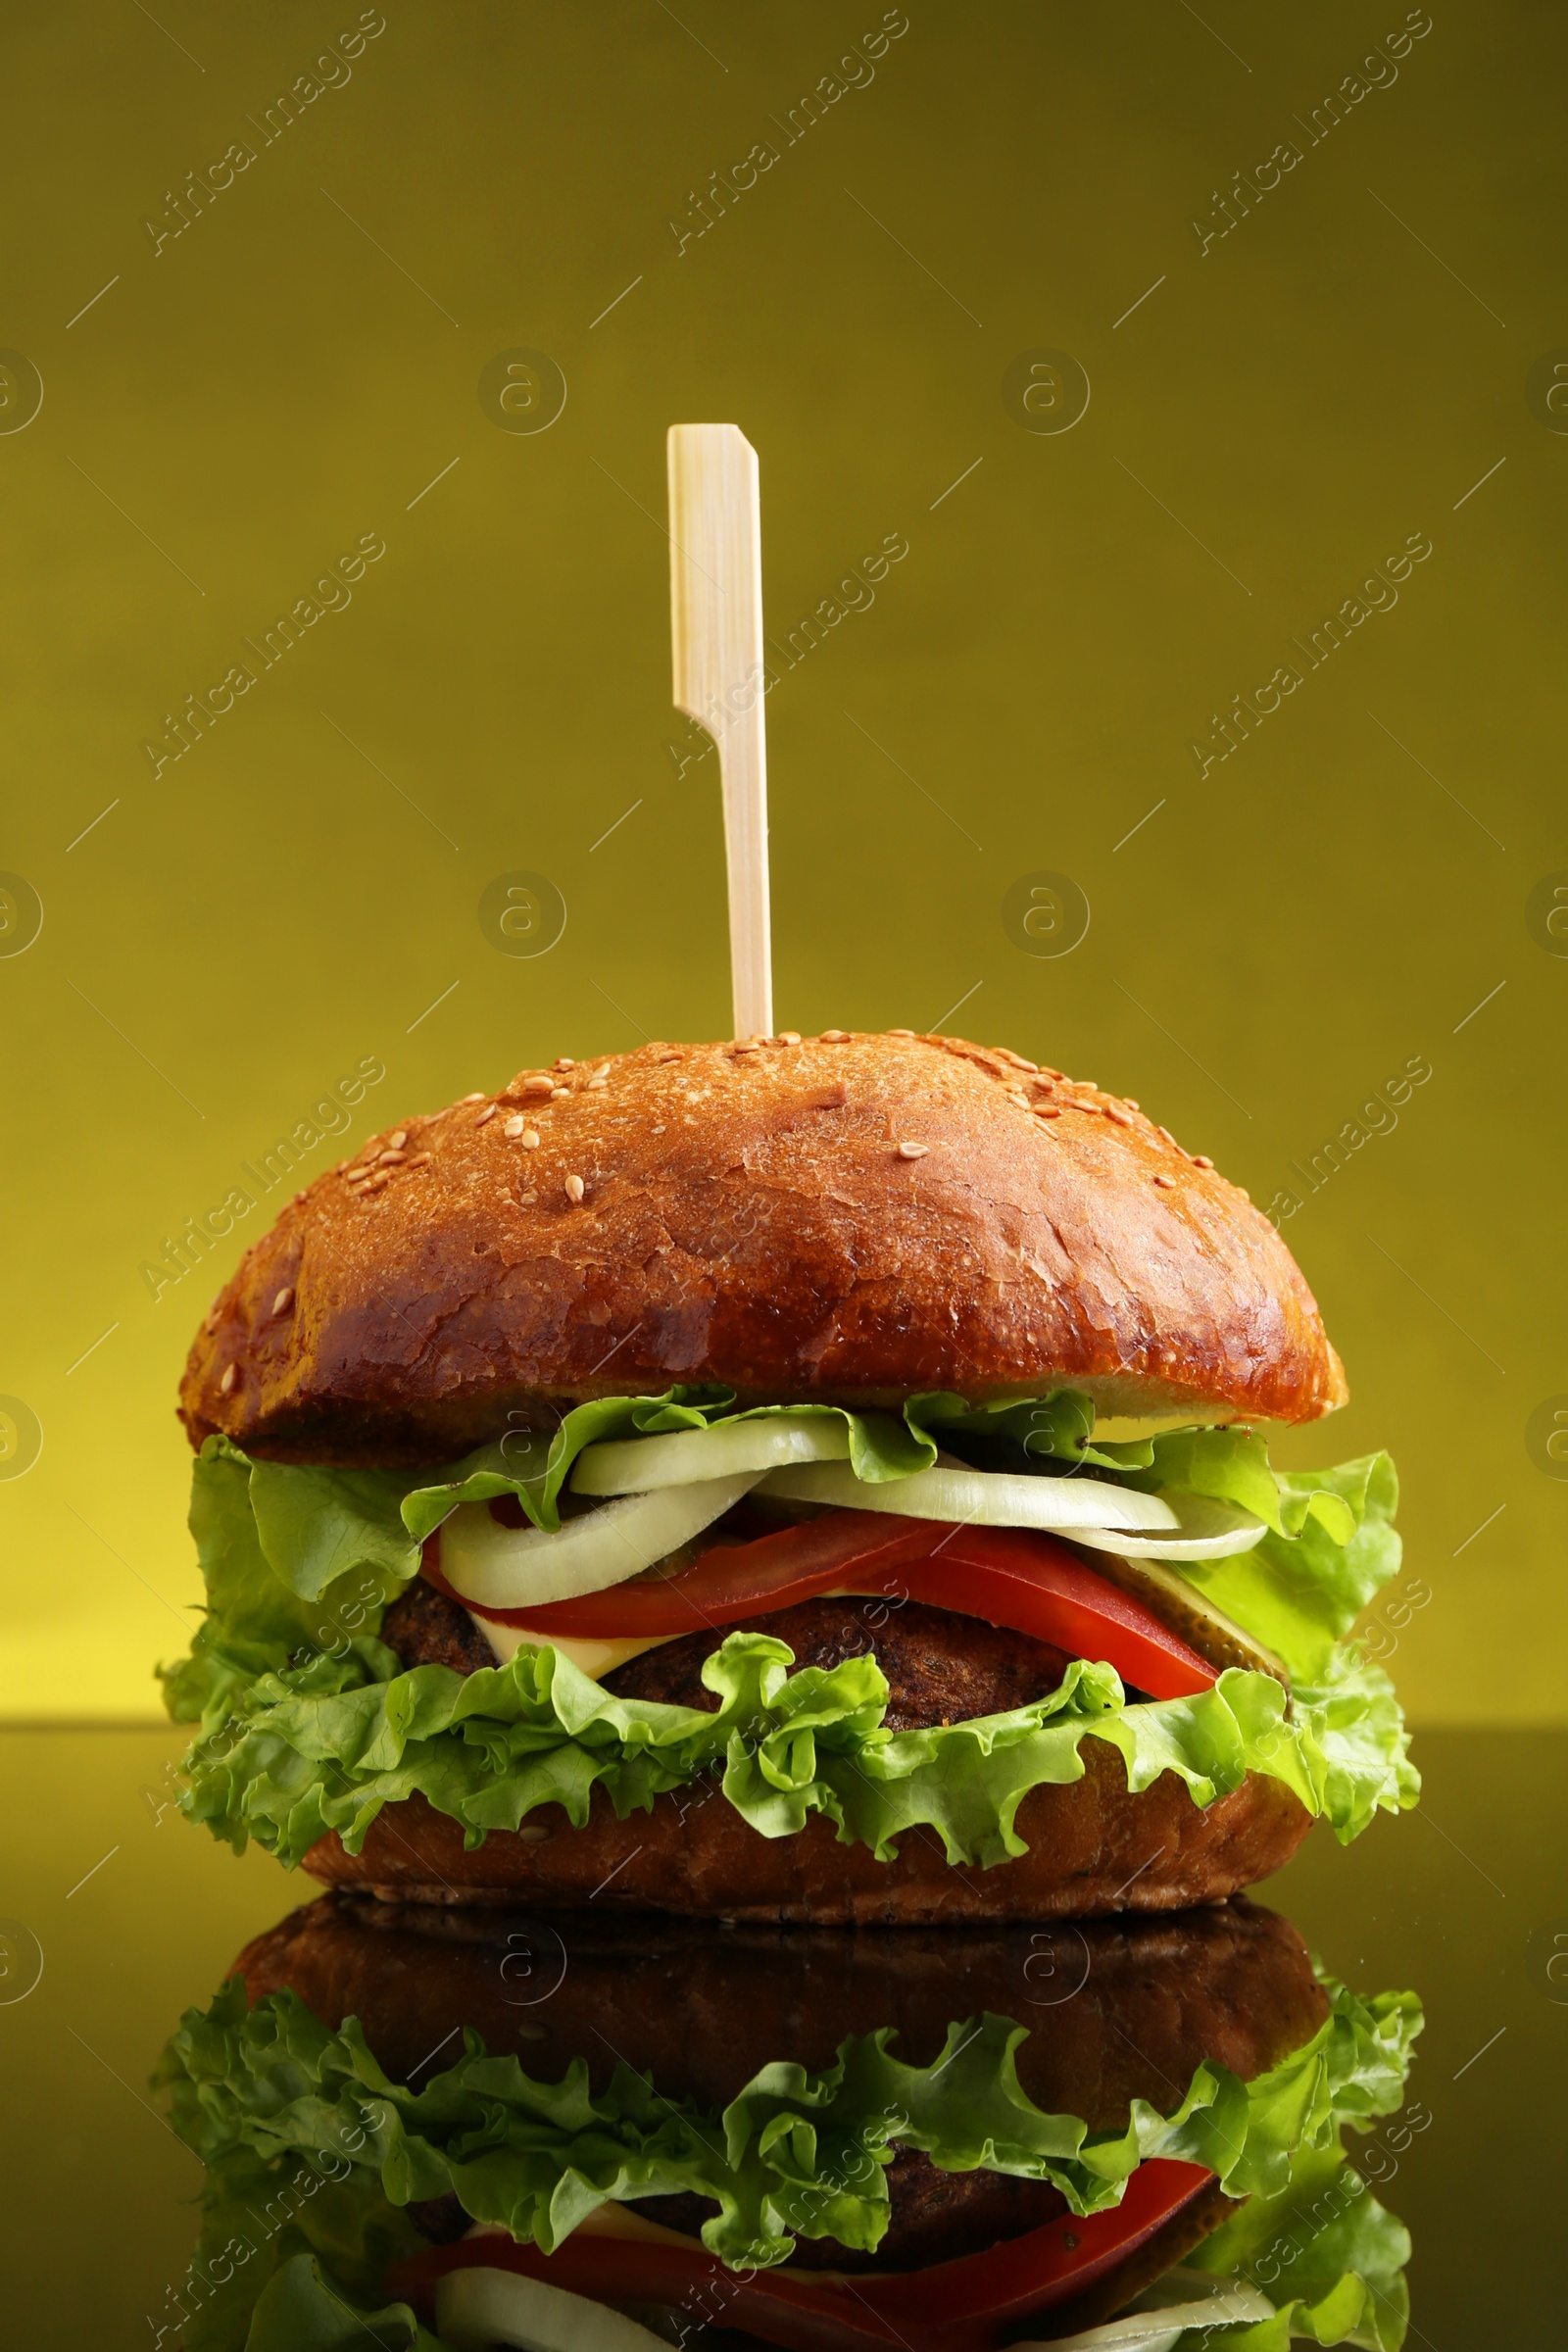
[
  {"left": 154, "top": 2125, "right": 430, "bottom": 2352},
  {"left": 399, "top": 1389, "right": 934, "bottom": 1539},
  {"left": 241, "top": 2256, "right": 428, "bottom": 2352},
  {"left": 158, "top": 1971, "right": 1418, "bottom": 2278},
  {"left": 906, "top": 1388, "right": 1159, "bottom": 1472},
  {"left": 1181, "top": 2138, "right": 1413, "bottom": 2349},
  {"left": 160, "top": 1440, "right": 407, "bottom": 1729},
  {"left": 1172, "top": 1454, "right": 1401, "bottom": 1682},
  {"left": 172, "top": 1606, "right": 1415, "bottom": 1872}
]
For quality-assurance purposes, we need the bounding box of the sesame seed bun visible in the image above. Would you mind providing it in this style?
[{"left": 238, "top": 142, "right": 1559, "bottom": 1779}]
[{"left": 180, "top": 1031, "right": 1346, "bottom": 1464}]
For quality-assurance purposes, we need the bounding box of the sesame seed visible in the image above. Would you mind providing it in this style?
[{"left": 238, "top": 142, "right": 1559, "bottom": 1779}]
[
  {"left": 521, "top": 1075, "right": 553, "bottom": 1098},
  {"left": 504, "top": 1116, "right": 526, "bottom": 1138},
  {"left": 461, "top": 1091, "right": 485, "bottom": 1103},
  {"left": 564, "top": 1174, "right": 585, "bottom": 1202},
  {"left": 377, "top": 1148, "right": 407, "bottom": 1164},
  {"left": 1235, "top": 1187, "right": 1250, "bottom": 1201},
  {"left": 555, "top": 1057, "right": 575, "bottom": 1071},
  {"left": 409, "top": 1152, "right": 432, "bottom": 1166},
  {"left": 658, "top": 1050, "right": 685, "bottom": 1062},
  {"left": 1152, "top": 1173, "right": 1177, "bottom": 1189},
  {"left": 388, "top": 1131, "right": 408, "bottom": 1151},
  {"left": 1103, "top": 1106, "right": 1133, "bottom": 1127},
  {"left": 1192, "top": 1154, "right": 1215, "bottom": 1169},
  {"left": 1065, "top": 1101, "right": 1102, "bottom": 1116},
  {"left": 897, "top": 1141, "right": 930, "bottom": 1159},
  {"left": 1124, "top": 1100, "right": 1141, "bottom": 1111},
  {"left": 888, "top": 1027, "right": 914, "bottom": 1038},
  {"left": 521, "top": 1130, "right": 540, "bottom": 1149},
  {"left": 475, "top": 1104, "right": 498, "bottom": 1126},
  {"left": 997, "top": 1051, "right": 1038, "bottom": 1071},
  {"left": 271, "top": 1287, "right": 294, "bottom": 1315},
  {"left": 1035, "top": 1105, "right": 1062, "bottom": 1118},
  {"left": 1157, "top": 1126, "right": 1177, "bottom": 1147},
  {"left": 1006, "top": 1090, "right": 1030, "bottom": 1108},
  {"left": 821, "top": 1029, "right": 851, "bottom": 1043},
  {"left": 728, "top": 1041, "right": 760, "bottom": 1055},
  {"left": 551, "top": 1085, "right": 570, "bottom": 1100},
  {"left": 777, "top": 1031, "right": 802, "bottom": 1045},
  {"left": 587, "top": 1072, "right": 610, "bottom": 1089},
  {"left": 220, "top": 1363, "right": 237, "bottom": 1394}
]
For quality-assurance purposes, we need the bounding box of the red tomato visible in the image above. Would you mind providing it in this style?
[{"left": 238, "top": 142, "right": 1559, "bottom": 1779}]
[
  {"left": 388, "top": 2158, "right": 1214, "bottom": 2352},
  {"left": 423, "top": 1511, "right": 1215, "bottom": 1701}
]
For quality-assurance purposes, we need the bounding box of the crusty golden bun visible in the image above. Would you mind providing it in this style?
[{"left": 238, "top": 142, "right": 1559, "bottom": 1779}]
[
  {"left": 181, "top": 1031, "right": 1346, "bottom": 1463},
  {"left": 299, "top": 1742, "right": 1312, "bottom": 1923}
]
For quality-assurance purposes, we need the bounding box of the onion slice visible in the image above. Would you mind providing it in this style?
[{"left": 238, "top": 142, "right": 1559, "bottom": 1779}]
[
  {"left": 573, "top": 1413, "right": 851, "bottom": 1495},
  {"left": 439, "top": 1473, "right": 760, "bottom": 1611},
  {"left": 1062, "top": 1491, "right": 1267, "bottom": 1561},
  {"left": 437, "top": 2265, "right": 669, "bottom": 2352},
  {"left": 1026, "top": 2280, "right": 1276, "bottom": 2350},
  {"left": 758, "top": 1459, "right": 1179, "bottom": 1533}
]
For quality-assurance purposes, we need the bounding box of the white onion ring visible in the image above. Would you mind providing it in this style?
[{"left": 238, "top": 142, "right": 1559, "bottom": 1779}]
[
  {"left": 757, "top": 1460, "right": 1178, "bottom": 1532},
  {"left": 573, "top": 1414, "right": 851, "bottom": 1495},
  {"left": 437, "top": 2265, "right": 668, "bottom": 2352},
  {"left": 1061, "top": 1492, "right": 1267, "bottom": 1561},
  {"left": 439, "top": 1472, "right": 760, "bottom": 1611}
]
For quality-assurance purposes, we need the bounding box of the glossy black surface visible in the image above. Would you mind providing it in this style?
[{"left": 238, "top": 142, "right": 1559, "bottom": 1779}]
[{"left": 2, "top": 1726, "right": 1562, "bottom": 2347}]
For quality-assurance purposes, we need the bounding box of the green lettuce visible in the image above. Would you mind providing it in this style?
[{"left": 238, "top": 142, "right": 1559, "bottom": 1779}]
[
  {"left": 1180, "top": 2139, "right": 1413, "bottom": 2349},
  {"left": 401, "top": 1388, "right": 934, "bottom": 1542},
  {"left": 173, "top": 1620, "right": 1415, "bottom": 1871},
  {"left": 157, "top": 1971, "right": 1418, "bottom": 2350}
]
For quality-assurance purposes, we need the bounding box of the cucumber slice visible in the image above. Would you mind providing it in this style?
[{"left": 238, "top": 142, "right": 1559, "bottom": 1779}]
[
  {"left": 572, "top": 1412, "right": 851, "bottom": 1495},
  {"left": 437, "top": 2263, "right": 671, "bottom": 2351},
  {"left": 1080, "top": 1551, "right": 1287, "bottom": 1682},
  {"left": 440, "top": 1472, "right": 759, "bottom": 1611},
  {"left": 757, "top": 1460, "right": 1178, "bottom": 1532}
]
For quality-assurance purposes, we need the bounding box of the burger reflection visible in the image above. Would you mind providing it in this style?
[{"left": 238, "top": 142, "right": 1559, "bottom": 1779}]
[{"left": 154, "top": 1898, "right": 1420, "bottom": 2350}]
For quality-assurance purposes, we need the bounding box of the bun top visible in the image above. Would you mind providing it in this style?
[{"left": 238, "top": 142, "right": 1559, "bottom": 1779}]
[{"left": 180, "top": 1030, "right": 1347, "bottom": 1463}]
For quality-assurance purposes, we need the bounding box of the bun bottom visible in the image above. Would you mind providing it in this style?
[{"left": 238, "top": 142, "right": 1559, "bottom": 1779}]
[{"left": 301, "top": 1743, "right": 1311, "bottom": 1922}]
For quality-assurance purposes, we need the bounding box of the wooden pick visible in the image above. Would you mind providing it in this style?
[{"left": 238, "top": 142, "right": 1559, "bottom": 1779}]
[{"left": 667, "top": 422, "right": 772, "bottom": 1039}]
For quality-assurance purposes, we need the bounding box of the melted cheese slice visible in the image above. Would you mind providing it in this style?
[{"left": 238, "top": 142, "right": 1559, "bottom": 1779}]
[{"left": 470, "top": 1618, "right": 682, "bottom": 1677}]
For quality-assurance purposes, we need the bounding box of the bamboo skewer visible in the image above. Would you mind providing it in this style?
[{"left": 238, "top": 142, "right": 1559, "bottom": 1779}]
[{"left": 667, "top": 422, "right": 772, "bottom": 1039}]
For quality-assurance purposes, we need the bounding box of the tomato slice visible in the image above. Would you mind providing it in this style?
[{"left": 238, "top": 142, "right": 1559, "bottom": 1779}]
[
  {"left": 422, "top": 1512, "right": 1215, "bottom": 1701},
  {"left": 387, "top": 2159, "right": 1214, "bottom": 2352}
]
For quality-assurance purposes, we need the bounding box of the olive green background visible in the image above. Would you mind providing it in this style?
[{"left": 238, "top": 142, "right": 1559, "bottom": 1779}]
[{"left": 2, "top": 0, "right": 1563, "bottom": 1720}]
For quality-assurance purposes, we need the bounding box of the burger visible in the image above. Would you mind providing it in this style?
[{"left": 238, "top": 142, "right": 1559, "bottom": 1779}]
[
  {"left": 156, "top": 1893, "right": 1420, "bottom": 2350},
  {"left": 164, "top": 1030, "right": 1417, "bottom": 1917}
]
